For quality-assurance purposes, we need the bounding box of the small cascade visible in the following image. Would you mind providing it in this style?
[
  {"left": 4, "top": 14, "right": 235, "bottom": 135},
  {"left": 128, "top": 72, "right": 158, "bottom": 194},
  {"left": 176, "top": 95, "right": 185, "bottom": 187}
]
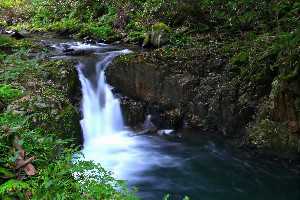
[{"left": 76, "top": 50, "right": 130, "bottom": 146}]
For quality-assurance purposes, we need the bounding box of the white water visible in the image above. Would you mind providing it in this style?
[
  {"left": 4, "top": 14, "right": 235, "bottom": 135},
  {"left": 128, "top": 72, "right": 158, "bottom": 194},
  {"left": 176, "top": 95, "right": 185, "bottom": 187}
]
[
  {"left": 76, "top": 49, "right": 138, "bottom": 178},
  {"left": 71, "top": 44, "right": 181, "bottom": 181}
]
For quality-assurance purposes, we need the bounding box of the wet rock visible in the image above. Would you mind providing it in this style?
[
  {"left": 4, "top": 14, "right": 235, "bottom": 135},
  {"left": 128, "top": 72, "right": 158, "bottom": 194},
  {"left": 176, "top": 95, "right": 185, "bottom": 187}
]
[
  {"left": 10, "top": 31, "right": 25, "bottom": 39},
  {"left": 0, "top": 27, "right": 6, "bottom": 34},
  {"left": 0, "top": 99, "right": 5, "bottom": 112},
  {"left": 107, "top": 45, "right": 300, "bottom": 159},
  {"left": 143, "top": 114, "right": 156, "bottom": 130},
  {"left": 64, "top": 49, "right": 95, "bottom": 56},
  {"left": 119, "top": 96, "right": 145, "bottom": 126},
  {"left": 273, "top": 78, "right": 300, "bottom": 134},
  {"left": 107, "top": 47, "right": 259, "bottom": 136},
  {"left": 83, "top": 36, "right": 97, "bottom": 44},
  {"left": 157, "top": 129, "right": 175, "bottom": 136}
]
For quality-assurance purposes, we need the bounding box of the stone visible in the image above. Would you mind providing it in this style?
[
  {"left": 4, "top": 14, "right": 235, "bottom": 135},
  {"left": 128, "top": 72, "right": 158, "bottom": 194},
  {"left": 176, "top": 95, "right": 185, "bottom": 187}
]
[
  {"left": 10, "top": 31, "right": 25, "bottom": 39},
  {"left": 0, "top": 100, "right": 4, "bottom": 112},
  {"left": 143, "top": 22, "right": 171, "bottom": 48}
]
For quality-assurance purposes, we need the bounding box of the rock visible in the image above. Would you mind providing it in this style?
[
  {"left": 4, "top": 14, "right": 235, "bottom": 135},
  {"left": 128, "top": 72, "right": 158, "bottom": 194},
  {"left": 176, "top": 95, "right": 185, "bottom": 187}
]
[
  {"left": 0, "top": 27, "right": 6, "bottom": 34},
  {"left": 157, "top": 129, "right": 175, "bottom": 136},
  {"left": 0, "top": 99, "right": 4, "bottom": 112},
  {"left": 64, "top": 49, "right": 94, "bottom": 56},
  {"left": 273, "top": 79, "right": 300, "bottom": 134},
  {"left": 107, "top": 44, "right": 300, "bottom": 159},
  {"left": 143, "top": 114, "right": 156, "bottom": 130},
  {"left": 119, "top": 96, "right": 145, "bottom": 126},
  {"left": 10, "top": 31, "right": 25, "bottom": 39},
  {"left": 83, "top": 36, "right": 97, "bottom": 44},
  {"left": 63, "top": 48, "right": 75, "bottom": 53},
  {"left": 106, "top": 48, "right": 237, "bottom": 132},
  {"left": 143, "top": 22, "right": 171, "bottom": 48}
]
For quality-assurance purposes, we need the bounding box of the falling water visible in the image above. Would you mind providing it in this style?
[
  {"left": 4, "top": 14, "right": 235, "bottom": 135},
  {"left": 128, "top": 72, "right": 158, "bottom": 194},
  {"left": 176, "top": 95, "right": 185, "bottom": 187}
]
[
  {"left": 51, "top": 41, "right": 300, "bottom": 200},
  {"left": 77, "top": 57, "right": 125, "bottom": 146},
  {"left": 75, "top": 49, "right": 142, "bottom": 178}
]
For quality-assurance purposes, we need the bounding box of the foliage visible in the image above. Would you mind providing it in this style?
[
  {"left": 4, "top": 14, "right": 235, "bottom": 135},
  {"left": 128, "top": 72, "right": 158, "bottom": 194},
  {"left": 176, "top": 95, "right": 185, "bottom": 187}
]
[
  {"left": 0, "top": 0, "right": 25, "bottom": 9},
  {"left": 0, "top": 84, "right": 23, "bottom": 104},
  {"left": 228, "top": 30, "right": 300, "bottom": 86},
  {"left": 28, "top": 153, "right": 137, "bottom": 200},
  {"left": 0, "top": 179, "right": 31, "bottom": 200},
  {"left": 0, "top": 49, "right": 39, "bottom": 82}
]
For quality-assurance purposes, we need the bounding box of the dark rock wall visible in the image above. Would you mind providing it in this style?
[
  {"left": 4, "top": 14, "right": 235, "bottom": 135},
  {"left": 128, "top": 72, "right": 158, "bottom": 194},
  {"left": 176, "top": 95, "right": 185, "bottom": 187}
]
[
  {"left": 107, "top": 49, "right": 300, "bottom": 157},
  {"left": 107, "top": 50, "right": 254, "bottom": 135}
]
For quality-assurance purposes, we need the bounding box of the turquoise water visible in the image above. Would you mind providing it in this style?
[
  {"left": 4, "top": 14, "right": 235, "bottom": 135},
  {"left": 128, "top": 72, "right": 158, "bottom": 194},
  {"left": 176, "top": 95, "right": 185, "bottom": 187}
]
[{"left": 128, "top": 133, "right": 300, "bottom": 200}]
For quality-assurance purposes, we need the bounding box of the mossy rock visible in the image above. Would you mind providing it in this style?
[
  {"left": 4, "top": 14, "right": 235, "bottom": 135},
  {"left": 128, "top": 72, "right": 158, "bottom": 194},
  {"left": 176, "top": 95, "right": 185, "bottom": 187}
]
[
  {"left": 248, "top": 119, "right": 300, "bottom": 157},
  {"left": 143, "top": 22, "right": 172, "bottom": 48},
  {"left": 56, "top": 104, "right": 82, "bottom": 143}
]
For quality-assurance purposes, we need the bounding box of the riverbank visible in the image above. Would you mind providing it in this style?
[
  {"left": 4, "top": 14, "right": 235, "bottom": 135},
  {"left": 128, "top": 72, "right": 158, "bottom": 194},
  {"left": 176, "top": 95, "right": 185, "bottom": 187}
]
[{"left": 0, "top": 34, "right": 137, "bottom": 199}]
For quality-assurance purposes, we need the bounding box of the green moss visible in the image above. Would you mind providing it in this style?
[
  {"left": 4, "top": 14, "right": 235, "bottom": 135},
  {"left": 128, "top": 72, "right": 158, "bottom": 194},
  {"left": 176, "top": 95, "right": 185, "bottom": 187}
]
[
  {"left": 230, "top": 51, "right": 249, "bottom": 66},
  {"left": 0, "top": 0, "right": 25, "bottom": 9},
  {"left": 248, "top": 119, "right": 300, "bottom": 155},
  {"left": 152, "top": 22, "right": 171, "bottom": 33},
  {"left": 128, "top": 30, "right": 146, "bottom": 42},
  {"left": 0, "top": 84, "right": 23, "bottom": 104},
  {"left": 116, "top": 53, "right": 136, "bottom": 64},
  {"left": 56, "top": 104, "right": 81, "bottom": 141},
  {"left": 47, "top": 18, "right": 81, "bottom": 33}
]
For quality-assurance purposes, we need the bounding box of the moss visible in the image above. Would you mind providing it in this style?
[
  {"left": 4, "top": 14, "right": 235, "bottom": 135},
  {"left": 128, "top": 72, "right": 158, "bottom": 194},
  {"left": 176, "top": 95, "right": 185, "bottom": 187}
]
[
  {"left": 152, "top": 22, "right": 171, "bottom": 33},
  {"left": 248, "top": 119, "right": 300, "bottom": 155},
  {"left": 56, "top": 104, "right": 81, "bottom": 142},
  {"left": 115, "top": 53, "right": 136, "bottom": 64},
  {"left": 230, "top": 51, "right": 249, "bottom": 66},
  {"left": 0, "top": 84, "right": 23, "bottom": 104}
]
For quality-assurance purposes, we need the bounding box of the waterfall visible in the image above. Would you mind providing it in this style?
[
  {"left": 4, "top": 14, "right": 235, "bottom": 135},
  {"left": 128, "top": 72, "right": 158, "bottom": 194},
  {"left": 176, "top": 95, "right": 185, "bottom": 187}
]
[
  {"left": 76, "top": 49, "right": 141, "bottom": 179},
  {"left": 77, "top": 50, "right": 130, "bottom": 147}
]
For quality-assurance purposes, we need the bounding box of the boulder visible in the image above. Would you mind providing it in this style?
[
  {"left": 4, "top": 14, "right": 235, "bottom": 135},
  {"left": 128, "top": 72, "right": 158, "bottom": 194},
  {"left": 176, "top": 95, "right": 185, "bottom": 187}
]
[
  {"left": 10, "top": 31, "right": 25, "bottom": 39},
  {"left": 143, "top": 22, "right": 171, "bottom": 48}
]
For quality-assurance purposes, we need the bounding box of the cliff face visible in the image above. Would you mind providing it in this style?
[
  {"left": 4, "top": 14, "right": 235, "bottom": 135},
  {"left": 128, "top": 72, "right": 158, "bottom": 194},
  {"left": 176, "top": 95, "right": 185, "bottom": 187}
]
[
  {"left": 107, "top": 48, "right": 253, "bottom": 134},
  {"left": 273, "top": 80, "right": 300, "bottom": 135},
  {"left": 106, "top": 47, "right": 300, "bottom": 158}
]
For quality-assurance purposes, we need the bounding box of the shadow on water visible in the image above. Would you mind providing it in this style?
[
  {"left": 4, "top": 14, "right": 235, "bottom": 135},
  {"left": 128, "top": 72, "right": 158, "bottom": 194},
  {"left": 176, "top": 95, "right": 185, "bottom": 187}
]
[{"left": 50, "top": 41, "right": 299, "bottom": 200}]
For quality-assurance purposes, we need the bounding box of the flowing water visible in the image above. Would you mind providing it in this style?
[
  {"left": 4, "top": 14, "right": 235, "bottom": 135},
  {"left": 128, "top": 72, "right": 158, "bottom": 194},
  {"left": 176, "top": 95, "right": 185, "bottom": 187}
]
[{"left": 52, "top": 42, "right": 300, "bottom": 200}]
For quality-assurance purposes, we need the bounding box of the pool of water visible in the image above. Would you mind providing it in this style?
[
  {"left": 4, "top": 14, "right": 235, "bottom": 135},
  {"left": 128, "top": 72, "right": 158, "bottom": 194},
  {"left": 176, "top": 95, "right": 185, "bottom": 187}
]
[{"left": 124, "top": 132, "right": 299, "bottom": 200}]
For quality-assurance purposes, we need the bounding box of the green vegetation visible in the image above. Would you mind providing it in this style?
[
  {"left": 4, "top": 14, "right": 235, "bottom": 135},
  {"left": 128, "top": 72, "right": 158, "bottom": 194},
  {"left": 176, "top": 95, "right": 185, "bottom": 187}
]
[
  {"left": 0, "top": 35, "right": 137, "bottom": 199},
  {"left": 0, "top": 84, "right": 23, "bottom": 104}
]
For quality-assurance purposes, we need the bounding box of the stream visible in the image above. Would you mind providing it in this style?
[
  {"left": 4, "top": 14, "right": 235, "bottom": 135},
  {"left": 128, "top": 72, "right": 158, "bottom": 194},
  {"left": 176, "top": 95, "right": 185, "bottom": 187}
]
[{"left": 50, "top": 41, "right": 300, "bottom": 200}]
